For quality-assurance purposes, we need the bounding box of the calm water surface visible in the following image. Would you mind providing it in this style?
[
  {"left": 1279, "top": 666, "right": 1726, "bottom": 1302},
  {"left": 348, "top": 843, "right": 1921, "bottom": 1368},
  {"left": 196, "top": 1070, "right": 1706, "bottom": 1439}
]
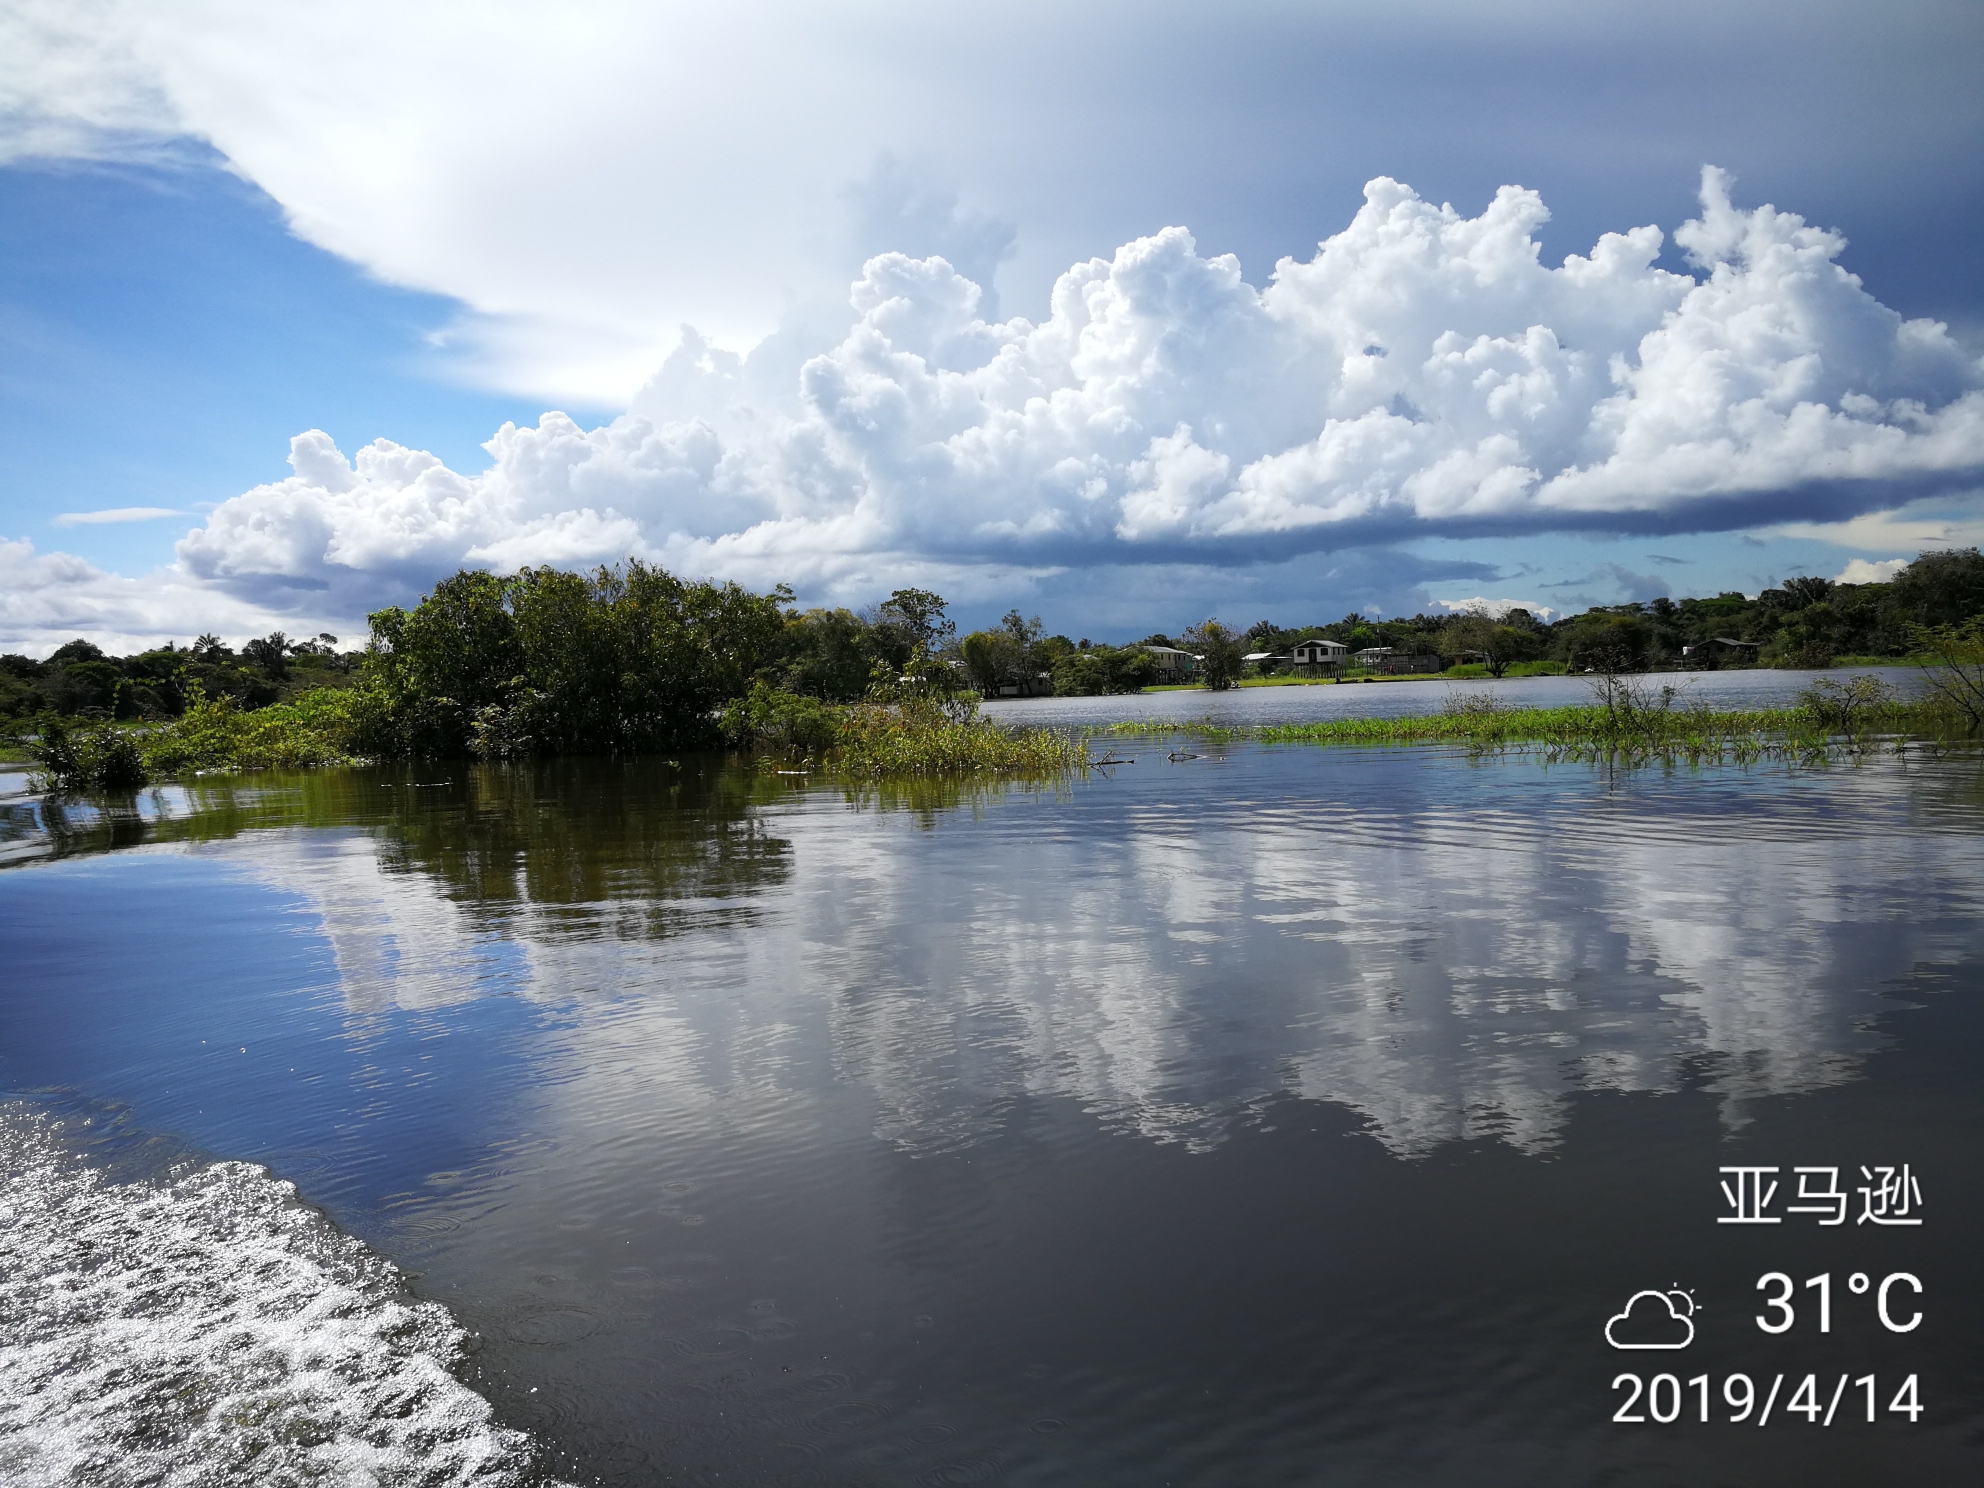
[{"left": 3, "top": 737, "right": 1981, "bottom": 1486}]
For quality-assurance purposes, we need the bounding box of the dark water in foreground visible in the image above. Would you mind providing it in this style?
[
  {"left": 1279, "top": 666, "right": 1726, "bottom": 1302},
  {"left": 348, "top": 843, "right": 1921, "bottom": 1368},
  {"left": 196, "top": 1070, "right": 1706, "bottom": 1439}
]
[{"left": 3, "top": 744, "right": 1982, "bottom": 1486}]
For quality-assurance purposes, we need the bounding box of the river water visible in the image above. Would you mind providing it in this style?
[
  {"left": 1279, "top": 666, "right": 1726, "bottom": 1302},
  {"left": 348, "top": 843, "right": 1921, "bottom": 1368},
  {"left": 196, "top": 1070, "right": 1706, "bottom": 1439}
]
[{"left": 2, "top": 719, "right": 1981, "bottom": 1484}]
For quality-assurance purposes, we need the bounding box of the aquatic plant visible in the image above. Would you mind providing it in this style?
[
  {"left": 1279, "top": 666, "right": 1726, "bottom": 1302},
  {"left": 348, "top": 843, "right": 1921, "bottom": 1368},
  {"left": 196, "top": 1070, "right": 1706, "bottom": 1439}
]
[
  {"left": 825, "top": 695, "right": 1091, "bottom": 778},
  {"left": 1914, "top": 622, "right": 1984, "bottom": 729},
  {"left": 1103, "top": 695, "right": 1961, "bottom": 768},
  {"left": 25, "top": 718, "right": 150, "bottom": 792},
  {"left": 140, "top": 685, "right": 368, "bottom": 774},
  {"left": 1796, "top": 675, "right": 1902, "bottom": 730}
]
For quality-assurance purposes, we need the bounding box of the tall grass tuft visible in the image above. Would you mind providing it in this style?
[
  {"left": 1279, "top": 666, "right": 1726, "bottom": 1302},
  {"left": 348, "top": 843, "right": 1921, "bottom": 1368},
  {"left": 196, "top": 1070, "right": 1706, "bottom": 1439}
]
[
  {"left": 826, "top": 697, "right": 1090, "bottom": 778},
  {"left": 724, "top": 678, "right": 1092, "bottom": 780}
]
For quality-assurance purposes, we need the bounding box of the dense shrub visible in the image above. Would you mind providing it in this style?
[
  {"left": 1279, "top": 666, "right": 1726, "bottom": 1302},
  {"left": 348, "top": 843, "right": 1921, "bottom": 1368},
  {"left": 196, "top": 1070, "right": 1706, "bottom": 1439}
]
[
  {"left": 142, "top": 686, "right": 370, "bottom": 774},
  {"left": 719, "top": 682, "right": 843, "bottom": 756},
  {"left": 363, "top": 562, "right": 788, "bottom": 758},
  {"left": 26, "top": 719, "right": 149, "bottom": 791}
]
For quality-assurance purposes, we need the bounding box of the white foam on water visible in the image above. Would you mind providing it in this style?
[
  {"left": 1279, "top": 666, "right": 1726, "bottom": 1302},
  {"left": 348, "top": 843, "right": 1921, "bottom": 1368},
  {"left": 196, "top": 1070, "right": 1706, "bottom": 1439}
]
[{"left": 0, "top": 1107, "right": 564, "bottom": 1486}]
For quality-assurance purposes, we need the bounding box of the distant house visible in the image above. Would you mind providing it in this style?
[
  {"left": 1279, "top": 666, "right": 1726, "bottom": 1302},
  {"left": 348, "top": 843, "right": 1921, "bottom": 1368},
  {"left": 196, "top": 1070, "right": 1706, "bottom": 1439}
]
[
  {"left": 992, "top": 671, "right": 1055, "bottom": 697},
  {"left": 1142, "top": 645, "right": 1200, "bottom": 680},
  {"left": 1290, "top": 638, "right": 1347, "bottom": 674},
  {"left": 1680, "top": 637, "right": 1763, "bottom": 668}
]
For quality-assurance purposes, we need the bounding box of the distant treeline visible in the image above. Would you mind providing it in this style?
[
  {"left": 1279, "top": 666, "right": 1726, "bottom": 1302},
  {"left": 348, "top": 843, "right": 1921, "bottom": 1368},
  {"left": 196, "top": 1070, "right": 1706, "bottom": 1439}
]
[
  {"left": 1208, "top": 547, "right": 1984, "bottom": 679},
  {"left": 1, "top": 630, "right": 360, "bottom": 723},
  {"left": 899, "top": 546, "right": 1984, "bottom": 692},
  {"left": 6, "top": 550, "right": 1983, "bottom": 753}
]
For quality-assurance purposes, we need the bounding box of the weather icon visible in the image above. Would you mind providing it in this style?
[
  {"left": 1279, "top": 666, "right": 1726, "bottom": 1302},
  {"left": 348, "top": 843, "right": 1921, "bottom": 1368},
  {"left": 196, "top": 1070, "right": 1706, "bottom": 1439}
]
[{"left": 1604, "top": 1287, "right": 1698, "bottom": 1350}]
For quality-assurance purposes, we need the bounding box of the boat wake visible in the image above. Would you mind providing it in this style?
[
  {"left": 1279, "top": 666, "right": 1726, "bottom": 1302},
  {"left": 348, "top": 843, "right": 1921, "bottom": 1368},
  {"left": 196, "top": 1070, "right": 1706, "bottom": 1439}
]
[{"left": 0, "top": 1106, "right": 564, "bottom": 1486}]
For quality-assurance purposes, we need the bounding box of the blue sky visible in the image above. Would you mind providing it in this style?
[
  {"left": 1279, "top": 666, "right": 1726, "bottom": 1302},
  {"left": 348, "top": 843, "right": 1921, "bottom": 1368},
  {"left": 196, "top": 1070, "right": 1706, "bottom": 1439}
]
[
  {"left": 2, "top": 0, "right": 1981, "bottom": 651},
  {"left": 0, "top": 161, "right": 580, "bottom": 567}
]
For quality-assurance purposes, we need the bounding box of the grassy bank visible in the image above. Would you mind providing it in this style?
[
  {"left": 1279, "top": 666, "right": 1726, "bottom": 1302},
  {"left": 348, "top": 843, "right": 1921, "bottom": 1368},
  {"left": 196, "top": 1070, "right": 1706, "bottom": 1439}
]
[
  {"left": 1104, "top": 679, "right": 1970, "bottom": 766},
  {"left": 25, "top": 669, "right": 1976, "bottom": 793},
  {"left": 27, "top": 683, "right": 1096, "bottom": 791}
]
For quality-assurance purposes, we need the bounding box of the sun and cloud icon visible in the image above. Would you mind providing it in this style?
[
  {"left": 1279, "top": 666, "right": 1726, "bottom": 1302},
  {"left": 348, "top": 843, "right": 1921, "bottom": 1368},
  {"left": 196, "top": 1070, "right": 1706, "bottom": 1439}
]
[{"left": 1604, "top": 1287, "right": 1698, "bottom": 1350}]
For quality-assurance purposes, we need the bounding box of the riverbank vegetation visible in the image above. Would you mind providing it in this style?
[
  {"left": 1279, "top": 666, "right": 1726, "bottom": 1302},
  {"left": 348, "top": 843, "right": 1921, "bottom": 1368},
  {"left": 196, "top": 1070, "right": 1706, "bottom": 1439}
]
[
  {"left": 10, "top": 549, "right": 1984, "bottom": 791},
  {"left": 1104, "top": 673, "right": 1976, "bottom": 766},
  {"left": 937, "top": 548, "right": 1984, "bottom": 694},
  {"left": 19, "top": 566, "right": 1090, "bottom": 790},
  {"left": 716, "top": 678, "right": 1089, "bottom": 779}
]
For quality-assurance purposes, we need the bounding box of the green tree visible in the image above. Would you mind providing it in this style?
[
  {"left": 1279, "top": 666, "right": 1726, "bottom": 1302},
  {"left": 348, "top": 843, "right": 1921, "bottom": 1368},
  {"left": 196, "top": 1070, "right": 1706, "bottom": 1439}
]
[
  {"left": 1780, "top": 575, "right": 1835, "bottom": 607},
  {"left": 960, "top": 628, "right": 1026, "bottom": 694},
  {"left": 1891, "top": 548, "right": 1984, "bottom": 627},
  {"left": 1182, "top": 618, "right": 1245, "bottom": 690},
  {"left": 44, "top": 659, "right": 127, "bottom": 716},
  {"left": 774, "top": 608, "right": 882, "bottom": 701},
  {"left": 359, "top": 562, "right": 787, "bottom": 758},
  {"left": 1440, "top": 610, "right": 1537, "bottom": 677},
  {"left": 1558, "top": 611, "right": 1649, "bottom": 672},
  {"left": 242, "top": 632, "right": 291, "bottom": 680},
  {"left": 874, "top": 588, "right": 955, "bottom": 665},
  {"left": 1050, "top": 651, "right": 1106, "bottom": 696},
  {"left": 1482, "top": 625, "right": 1537, "bottom": 677},
  {"left": 364, "top": 569, "right": 523, "bottom": 755}
]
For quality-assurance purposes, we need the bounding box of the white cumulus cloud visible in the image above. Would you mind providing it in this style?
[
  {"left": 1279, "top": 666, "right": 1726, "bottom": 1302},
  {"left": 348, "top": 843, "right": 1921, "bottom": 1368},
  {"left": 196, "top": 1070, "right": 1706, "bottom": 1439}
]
[
  {"left": 1432, "top": 597, "right": 1557, "bottom": 622},
  {"left": 0, "top": 537, "right": 344, "bottom": 656},
  {"left": 1834, "top": 557, "right": 1909, "bottom": 585},
  {"left": 151, "top": 171, "right": 1983, "bottom": 630}
]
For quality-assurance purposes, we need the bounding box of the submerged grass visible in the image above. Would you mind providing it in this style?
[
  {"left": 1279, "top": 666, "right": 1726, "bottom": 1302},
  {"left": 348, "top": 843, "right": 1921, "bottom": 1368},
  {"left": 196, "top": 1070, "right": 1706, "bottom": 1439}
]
[
  {"left": 1103, "top": 676, "right": 1971, "bottom": 768},
  {"left": 828, "top": 705, "right": 1091, "bottom": 778},
  {"left": 721, "top": 681, "right": 1094, "bottom": 781}
]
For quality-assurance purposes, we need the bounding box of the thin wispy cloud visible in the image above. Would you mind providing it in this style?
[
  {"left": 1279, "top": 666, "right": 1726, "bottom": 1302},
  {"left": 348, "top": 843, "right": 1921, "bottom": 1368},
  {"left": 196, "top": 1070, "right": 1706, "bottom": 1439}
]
[{"left": 51, "top": 507, "right": 186, "bottom": 526}]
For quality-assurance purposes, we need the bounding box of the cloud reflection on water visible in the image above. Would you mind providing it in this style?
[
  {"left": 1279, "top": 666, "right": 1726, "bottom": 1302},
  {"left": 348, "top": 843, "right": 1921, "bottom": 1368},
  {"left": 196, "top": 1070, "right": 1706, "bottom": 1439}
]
[{"left": 158, "top": 749, "right": 1984, "bottom": 1161}]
